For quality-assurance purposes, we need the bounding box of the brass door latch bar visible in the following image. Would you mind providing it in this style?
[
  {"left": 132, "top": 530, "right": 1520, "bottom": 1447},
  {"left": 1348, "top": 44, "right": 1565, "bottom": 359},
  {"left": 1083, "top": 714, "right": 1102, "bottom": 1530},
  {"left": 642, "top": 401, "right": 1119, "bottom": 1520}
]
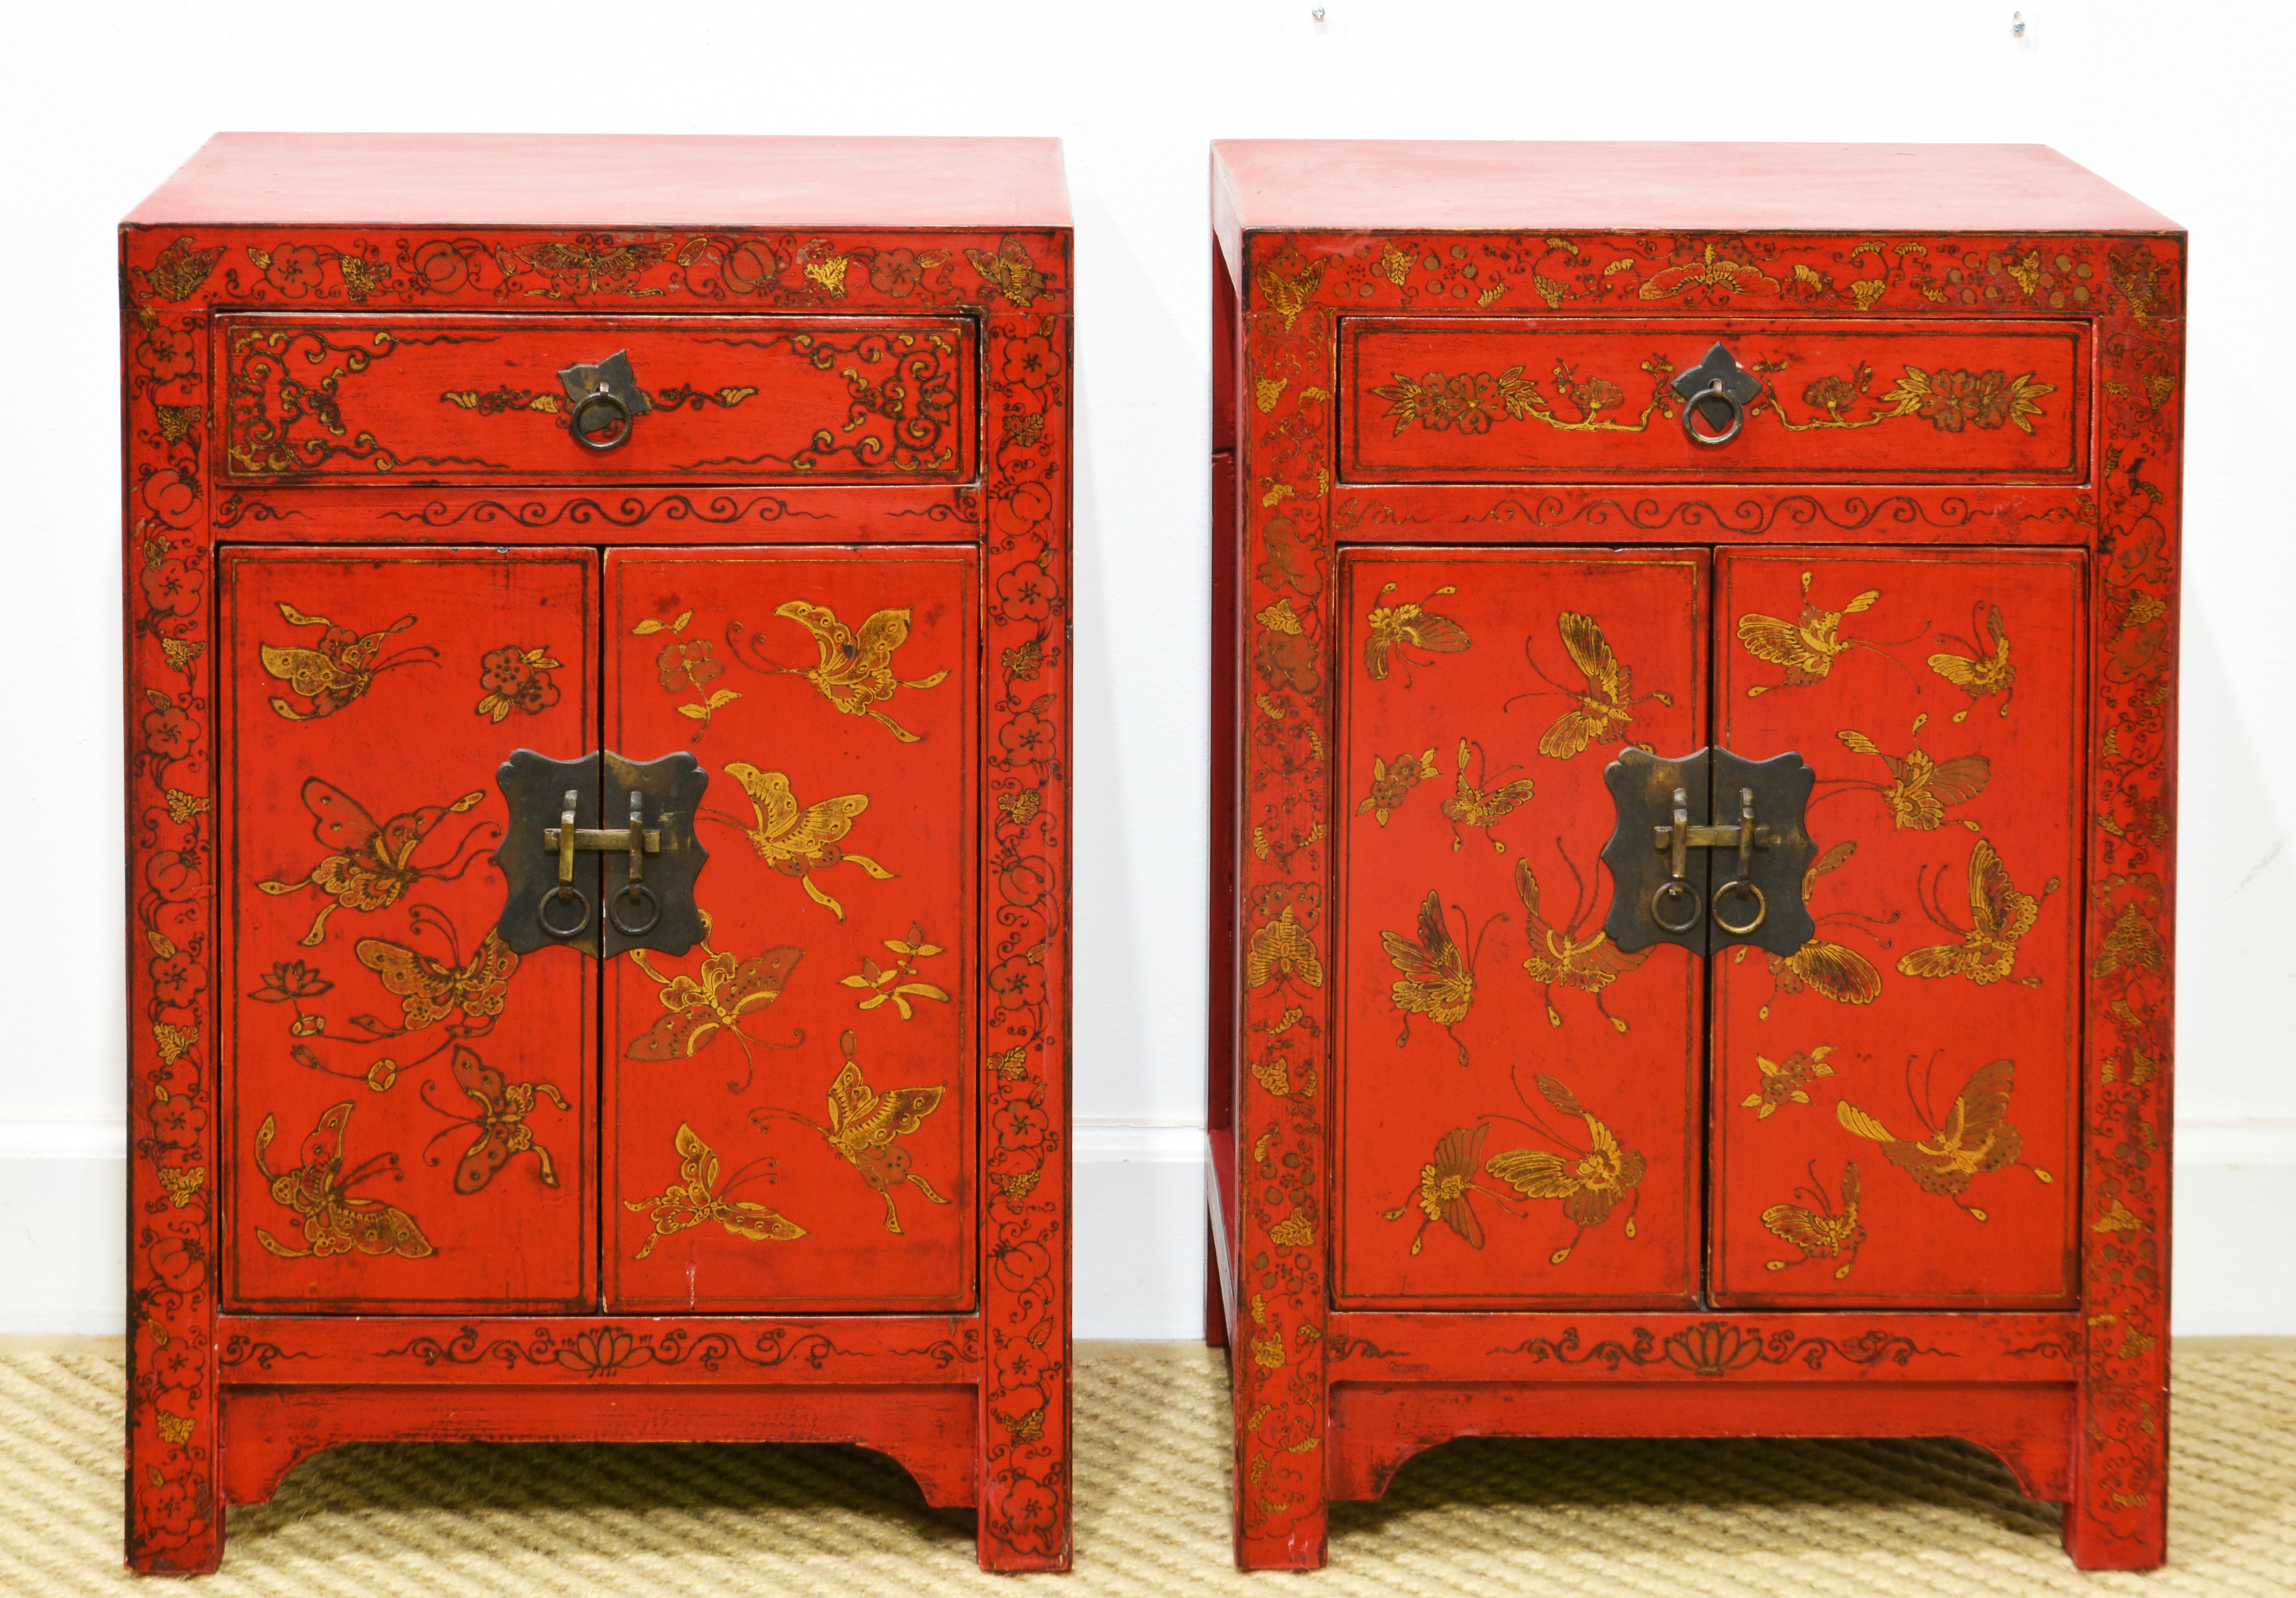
[
  {"left": 539, "top": 789, "right": 665, "bottom": 941},
  {"left": 1601, "top": 748, "right": 1817, "bottom": 958},
  {"left": 495, "top": 750, "right": 708, "bottom": 958}
]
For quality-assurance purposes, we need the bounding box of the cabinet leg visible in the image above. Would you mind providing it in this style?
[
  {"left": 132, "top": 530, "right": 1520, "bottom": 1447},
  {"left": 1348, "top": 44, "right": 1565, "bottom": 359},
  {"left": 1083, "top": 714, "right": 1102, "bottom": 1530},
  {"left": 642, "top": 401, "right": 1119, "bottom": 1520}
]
[
  {"left": 126, "top": 1382, "right": 223, "bottom": 1574},
  {"left": 2061, "top": 1381, "right": 2169, "bottom": 1571}
]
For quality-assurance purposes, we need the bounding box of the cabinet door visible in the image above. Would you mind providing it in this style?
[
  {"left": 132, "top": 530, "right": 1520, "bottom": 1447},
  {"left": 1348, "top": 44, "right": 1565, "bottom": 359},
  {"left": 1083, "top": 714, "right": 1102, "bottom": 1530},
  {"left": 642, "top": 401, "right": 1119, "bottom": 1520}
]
[
  {"left": 1334, "top": 549, "right": 1707, "bottom": 1308},
  {"left": 603, "top": 547, "right": 977, "bottom": 1312},
  {"left": 221, "top": 548, "right": 598, "bottom": 1312},
  {"left": 1709, "top": 549, "right": 2084, "bottom": 1307}
]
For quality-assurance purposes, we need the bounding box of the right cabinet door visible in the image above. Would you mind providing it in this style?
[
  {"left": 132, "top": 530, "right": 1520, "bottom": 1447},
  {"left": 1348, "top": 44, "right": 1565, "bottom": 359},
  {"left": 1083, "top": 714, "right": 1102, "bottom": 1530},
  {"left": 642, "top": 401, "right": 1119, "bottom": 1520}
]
[{"left": 1708, "top": 547, "right": 2087, "bottom": 1309}]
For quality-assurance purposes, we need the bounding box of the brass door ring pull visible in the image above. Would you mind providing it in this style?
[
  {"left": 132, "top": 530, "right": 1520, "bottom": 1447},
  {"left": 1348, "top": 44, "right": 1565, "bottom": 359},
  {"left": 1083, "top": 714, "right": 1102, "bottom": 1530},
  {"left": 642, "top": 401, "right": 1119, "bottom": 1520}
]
[
  {"left": 1679, "top": 378, "right": 1745, "bottom": 446},
  {"left": 1709, "top": 787, "right": 1767, "bottom": 933},
  {"left": 537, "top": 884, "right": 591, "bottom": 938},
  {"left": 1650, "top": 787, "right": 1704, "bottom": 932}
]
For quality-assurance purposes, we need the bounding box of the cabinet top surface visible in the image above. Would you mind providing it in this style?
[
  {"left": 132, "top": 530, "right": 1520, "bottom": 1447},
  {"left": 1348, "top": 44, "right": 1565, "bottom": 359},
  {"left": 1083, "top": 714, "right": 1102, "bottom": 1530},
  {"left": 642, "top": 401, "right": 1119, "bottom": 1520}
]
[
  {"left": 1212, "top": 140, "right": 2178, "bottom": 236},
  {"left": 126, "top": 133, "right": 1072, "bottom": 230}
]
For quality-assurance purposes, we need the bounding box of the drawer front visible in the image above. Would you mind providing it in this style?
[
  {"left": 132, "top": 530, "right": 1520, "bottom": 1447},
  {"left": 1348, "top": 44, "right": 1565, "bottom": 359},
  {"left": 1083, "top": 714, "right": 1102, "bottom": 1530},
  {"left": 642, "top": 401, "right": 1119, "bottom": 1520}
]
[
  {"left": 1339, "top": 318, "right": 2087, "bottom": 483},
  {"left": 1707, "top": 548, "right": 2085, "bottom": 1309},
  {"left": 221, "top": 548, "right": 599, "bottom": 1313},
  {"left": 603, "top": 546, "right": 977, "bottom": 1313},
  {"left": 1334, "top": 547, "right": 1707, "bottom": 1309},
  {"left": 218, "top": 314, "right": 976, "bottom": 486}
]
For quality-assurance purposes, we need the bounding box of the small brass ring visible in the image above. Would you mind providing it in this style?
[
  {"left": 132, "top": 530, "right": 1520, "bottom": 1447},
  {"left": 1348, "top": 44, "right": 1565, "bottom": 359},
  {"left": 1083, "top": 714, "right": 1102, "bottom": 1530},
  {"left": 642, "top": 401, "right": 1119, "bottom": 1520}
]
[
  {"left": 571, "top": 390, "right": 633, "bottom": 452},
  {"left": 608, "top": 881, "right": 661, "bottom": 939},
  {"left": 537, "top": 884, "right": 592, "bottom": 939},
  {"left": 1680, "top": 379, "right": 1745, "bottom": 447},
  {"left": 1651, "top": 879, "right": 1703, "bottom": 934},
  {"left": 1712, "top": 878, "right": 1768, "bottom": 936}
]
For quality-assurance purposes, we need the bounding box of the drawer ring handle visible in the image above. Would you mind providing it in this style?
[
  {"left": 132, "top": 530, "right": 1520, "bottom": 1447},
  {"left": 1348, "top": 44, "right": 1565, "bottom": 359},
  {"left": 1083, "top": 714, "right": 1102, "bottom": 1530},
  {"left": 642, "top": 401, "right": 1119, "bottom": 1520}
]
[
  {"left": 570, "top": 390, "right": 635, "bottom": 452},
  {"left": 1679, "top": 378, "right": 1746, "bottom": 448}
]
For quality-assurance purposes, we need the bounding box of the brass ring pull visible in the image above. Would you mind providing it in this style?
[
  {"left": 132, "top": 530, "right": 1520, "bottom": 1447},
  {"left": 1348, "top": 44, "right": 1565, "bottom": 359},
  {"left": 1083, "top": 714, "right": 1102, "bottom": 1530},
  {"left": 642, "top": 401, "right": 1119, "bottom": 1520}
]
[
  {"left": 1711, "top": 878, "right": 1767, "bottom": 935},
  {"left": 1680, "top": 378, "right": 1745, "bottom": 447},
  {"left": 537, "top": 884, "right": 592, "bottom": 938},
  {"left": 571, "top": 390, "right": 634, "bottom": 452},
  {"left": 608, "top": 882, "right": 661, "bottom": 937},
  {"left": 1651, "top": 879, "right": 1703, "bottom": 934}
]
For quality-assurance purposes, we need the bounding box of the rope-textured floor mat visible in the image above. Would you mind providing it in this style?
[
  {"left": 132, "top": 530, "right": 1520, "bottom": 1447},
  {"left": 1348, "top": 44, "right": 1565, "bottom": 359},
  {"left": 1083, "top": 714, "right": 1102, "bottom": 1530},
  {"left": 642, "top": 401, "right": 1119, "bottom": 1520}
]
[{"left": 0, "top": 1338, "right": 2288, "bottom": 1592}]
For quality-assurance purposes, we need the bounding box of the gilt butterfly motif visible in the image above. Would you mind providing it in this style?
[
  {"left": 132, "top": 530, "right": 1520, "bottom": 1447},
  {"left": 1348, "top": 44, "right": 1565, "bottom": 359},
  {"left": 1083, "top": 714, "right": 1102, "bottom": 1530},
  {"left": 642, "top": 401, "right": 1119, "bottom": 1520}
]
[
  {"left": 256, "top": 778, "right": 495, "bottom": 946},
  {"left": 251, "top": 1100, "right": 433, "bottom": 1261}
]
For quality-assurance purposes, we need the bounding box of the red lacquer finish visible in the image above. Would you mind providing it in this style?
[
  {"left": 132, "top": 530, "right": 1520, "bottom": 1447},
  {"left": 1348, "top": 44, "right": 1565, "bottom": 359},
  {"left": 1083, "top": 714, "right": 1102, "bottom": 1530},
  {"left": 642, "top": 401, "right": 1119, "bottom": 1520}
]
[
  {"left": 603, "top": 547, "right": 978, "bottom": 1314},
  {"left": 1210, "top": 140, "right": 2181, "bottom": 1573},
  {"left": 123, "top": 133, "right": 1072, "bottom": 1574},
  {"left": 219, "top": 314, "right": 979, "bottom": 486},
  {"left": 221, "top": 548, "right": 599, "bottom": 1314}
]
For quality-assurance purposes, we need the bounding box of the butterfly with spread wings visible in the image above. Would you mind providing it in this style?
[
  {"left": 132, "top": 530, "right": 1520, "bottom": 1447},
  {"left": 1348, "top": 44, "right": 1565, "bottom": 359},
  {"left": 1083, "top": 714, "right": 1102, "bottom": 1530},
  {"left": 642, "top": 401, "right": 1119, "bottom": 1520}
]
[
  {"left": 257, "top": 779, "right": 495, "bottom": 946},
  {"left": 964, "top": 235, "right": 1048, "bottom": 307},
  {"left": 1735, "top": 570, "right": 1923, "bottom": 697},
  {"left": 625, "top": 912, "right": 804, "bottom": 1093},
  {"left": 1928, "top": 601, "right": 2017, "bottom": 722},
  {"left": 259, "top": 602, "right": 438, "bottom": 722},
  {"left": 1898, "top": 837, "right": 2058, "bottom": 988},
  {"left": 1440, "top": 739, "right": 1536, "bottom": 852},
  {"left": 355, "top": 906, "right": 519, "bottom": 1039},
  {"left": 1482, "top": 1073, "right": 1647, "bottom": 1265},
  {"left": 252, "top": 1100, "right": 434, "bottom": 1261},
  {"left": 753, "top": 1030, "right": 952, "bottom": 1234},
  {"left": 1382, "top": 1123, "right": 1500, "bottom": 1256},
  {"left": 1733, "top": 839, "right": 1893, "bottom": 1021},
  {"left": 419, "top": 1045, "right": 570, "bottom": 1194},
  {"left": 1503, "top": 612, "right": 1673, "bottom": 760},
  {"left": 1517, "top": 847, "right": 1648, "bottom": 1033},
  {"left": 1380, "top": 890, "right": 1499, "bottom": 1066},
  {"left": 706, "top": 761, "right": 897, "bottom": 921},
  {"left": 1761, "top": 1160, "right": 1864, "bottom": 1279},
  {"left": 1830, "top": 715, "right": 1989, "bottom": 831},
  {"left": 1837, "top": 1054, "right": 2052, "bottom": 1220},
  {"left": 746, "top": 599, "right": 950, "bottom": 742},
  {"left": 624, "top": 1121, "right": 806, "bottom": 1259},
  {"left": 1363, "top": 582, "right": 1471, "bottom": 683}
]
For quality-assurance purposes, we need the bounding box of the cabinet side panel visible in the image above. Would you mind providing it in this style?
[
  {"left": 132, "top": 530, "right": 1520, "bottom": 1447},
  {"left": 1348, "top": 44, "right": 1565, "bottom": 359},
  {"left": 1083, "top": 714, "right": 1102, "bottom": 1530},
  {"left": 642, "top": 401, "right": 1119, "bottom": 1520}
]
[
  {"left": 221, "top": 548, "right": 599, "bottom": 1312},
  {"left": 1709, "top": 547, "right": 2084, "bottom": 1308},
  {"left": 602, "top": 547, "right": 977, "bottom": 1314},
  {"left": 1333, "top": 548, "right": 1708, "bottom": 1308}
]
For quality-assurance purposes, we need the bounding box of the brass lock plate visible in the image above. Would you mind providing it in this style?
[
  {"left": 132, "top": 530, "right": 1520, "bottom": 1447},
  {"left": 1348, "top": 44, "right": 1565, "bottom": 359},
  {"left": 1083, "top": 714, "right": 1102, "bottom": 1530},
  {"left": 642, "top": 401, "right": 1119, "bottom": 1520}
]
[
  {"left": 1599, "top": 747, "right": 1818, "bottom": 958},
  {"left": 495, "top": 749, "right": 709, "bottom": 958}
]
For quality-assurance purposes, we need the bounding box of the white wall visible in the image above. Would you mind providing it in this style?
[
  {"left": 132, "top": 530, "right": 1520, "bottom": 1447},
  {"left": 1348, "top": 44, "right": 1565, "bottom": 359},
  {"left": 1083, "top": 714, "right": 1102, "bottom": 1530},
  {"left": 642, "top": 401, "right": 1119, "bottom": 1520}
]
[{"left": 3, "top": 1, "right": 2290, "bottom": 1338}]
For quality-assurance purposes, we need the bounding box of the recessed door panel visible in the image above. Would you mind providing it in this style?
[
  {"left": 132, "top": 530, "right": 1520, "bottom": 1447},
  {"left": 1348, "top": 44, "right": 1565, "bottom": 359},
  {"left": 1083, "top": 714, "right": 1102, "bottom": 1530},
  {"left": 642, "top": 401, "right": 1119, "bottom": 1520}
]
[
  {"left": 1709, "top": 548, "right": 2084, "bottom": 1307},
  {"left": 603, "top": 547, "right": 977, "bottom": 1312},
  {"left": 221, "top": 548, "right": 599, "bottom": 1312},
  {"left": 1334, "top": 548, "right": 1707, "bottom": 1308}
]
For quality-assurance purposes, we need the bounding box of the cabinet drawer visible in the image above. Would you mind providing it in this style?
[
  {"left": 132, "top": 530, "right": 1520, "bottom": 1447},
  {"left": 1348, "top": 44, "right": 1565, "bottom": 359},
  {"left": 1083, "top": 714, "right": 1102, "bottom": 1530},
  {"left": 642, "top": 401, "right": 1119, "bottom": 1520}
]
[
  {"left": 1338, "top": 318, "right": 2087, "bottom": 484},
  {"left": 218, "top": 313, "right": 976, "bottom": 486}
]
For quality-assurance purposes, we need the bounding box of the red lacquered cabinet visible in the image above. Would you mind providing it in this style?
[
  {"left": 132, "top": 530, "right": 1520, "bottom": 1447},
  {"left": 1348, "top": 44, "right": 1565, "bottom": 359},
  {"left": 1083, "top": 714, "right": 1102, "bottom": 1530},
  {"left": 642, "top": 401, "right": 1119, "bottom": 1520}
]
[
  {"left": 1208, "top": 141, "right": 2181, "bottom": 1570},
  {"left": 123, "top": 135, "right": 1073, "bottom": 1573}
]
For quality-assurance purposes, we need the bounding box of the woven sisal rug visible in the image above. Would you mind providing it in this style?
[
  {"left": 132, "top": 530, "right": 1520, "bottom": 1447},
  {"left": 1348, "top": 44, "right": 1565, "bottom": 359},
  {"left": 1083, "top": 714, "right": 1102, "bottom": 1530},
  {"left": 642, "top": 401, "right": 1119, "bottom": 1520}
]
[{"left": 1, "top": 1338, "right": 2287, "bottom": 1592}]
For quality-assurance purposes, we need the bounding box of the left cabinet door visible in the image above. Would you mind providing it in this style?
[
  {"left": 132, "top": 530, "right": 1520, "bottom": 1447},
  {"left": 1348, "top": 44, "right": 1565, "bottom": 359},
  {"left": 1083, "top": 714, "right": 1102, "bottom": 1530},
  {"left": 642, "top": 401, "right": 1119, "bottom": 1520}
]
[{"left": 221, "top": 548, "right": 600, "bottom": 1312}]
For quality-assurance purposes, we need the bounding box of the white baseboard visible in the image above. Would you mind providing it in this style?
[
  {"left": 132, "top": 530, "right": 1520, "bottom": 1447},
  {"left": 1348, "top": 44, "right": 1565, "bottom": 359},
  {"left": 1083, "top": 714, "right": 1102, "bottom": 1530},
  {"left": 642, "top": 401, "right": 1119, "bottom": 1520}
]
[{"left": 3, "top": 1116, "right": 2287, "bottom": 1337}]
